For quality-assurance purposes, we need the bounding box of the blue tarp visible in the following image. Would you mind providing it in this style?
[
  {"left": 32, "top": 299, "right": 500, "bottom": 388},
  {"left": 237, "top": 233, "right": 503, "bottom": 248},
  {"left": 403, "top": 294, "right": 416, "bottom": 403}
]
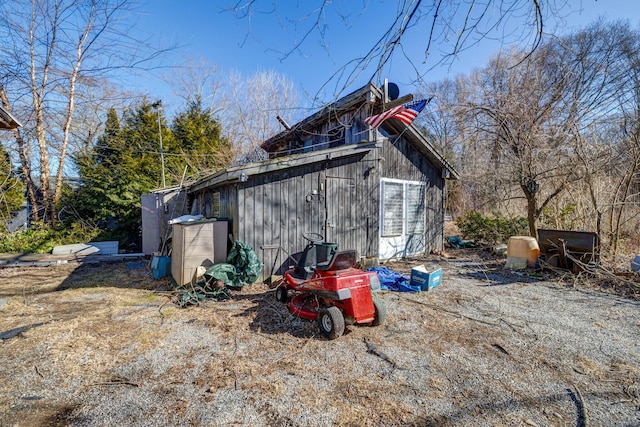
[
  {"left": 366, "top": 266, "right": 421, "bottom": 292},
  {"left": 447, "top": 236, "right": 477, "bottom": 249}
]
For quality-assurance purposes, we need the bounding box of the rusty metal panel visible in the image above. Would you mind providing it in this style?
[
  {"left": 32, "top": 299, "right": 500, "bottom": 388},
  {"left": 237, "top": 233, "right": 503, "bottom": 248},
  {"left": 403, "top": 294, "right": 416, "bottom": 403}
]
[{"left": 537, "top": 229, "right": 599, "bottom": 271}]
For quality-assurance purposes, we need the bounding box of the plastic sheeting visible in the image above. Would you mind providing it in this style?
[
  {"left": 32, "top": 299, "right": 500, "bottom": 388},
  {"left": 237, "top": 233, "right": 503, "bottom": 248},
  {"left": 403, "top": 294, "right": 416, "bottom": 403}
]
[
  {"left": 366, "top": 266, "right": 420, "bottom": 292},
  {"left": 203, "top": 263, "right": 237, "bottom": 285}
]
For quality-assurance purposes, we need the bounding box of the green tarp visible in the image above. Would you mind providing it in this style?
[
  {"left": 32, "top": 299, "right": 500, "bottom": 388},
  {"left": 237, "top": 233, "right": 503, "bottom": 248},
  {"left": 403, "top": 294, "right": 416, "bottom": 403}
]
[
  {"left": 175, "top": 240, "right": 263, "bottom": 307},
  {"left": 224, "top": 240, "right": 263, "bottom": 287}
]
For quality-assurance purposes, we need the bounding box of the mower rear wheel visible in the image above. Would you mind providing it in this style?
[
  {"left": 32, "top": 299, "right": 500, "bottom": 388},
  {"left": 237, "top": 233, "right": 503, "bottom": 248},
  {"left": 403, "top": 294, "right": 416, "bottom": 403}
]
[
  {"left": 275, "top": 285, "right": 289, "bottom": 303},
  {"left": 371, "top": 293, "right": 387, "bottom": 326},
  {"left": 318, "top": 306, "right": 345, "bottom": 340}
]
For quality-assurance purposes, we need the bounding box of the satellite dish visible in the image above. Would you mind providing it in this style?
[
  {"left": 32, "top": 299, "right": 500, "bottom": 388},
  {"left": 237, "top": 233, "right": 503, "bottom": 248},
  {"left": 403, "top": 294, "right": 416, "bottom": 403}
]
[{"left": 386, "top": 82, "right": 400, "bottom": 101}]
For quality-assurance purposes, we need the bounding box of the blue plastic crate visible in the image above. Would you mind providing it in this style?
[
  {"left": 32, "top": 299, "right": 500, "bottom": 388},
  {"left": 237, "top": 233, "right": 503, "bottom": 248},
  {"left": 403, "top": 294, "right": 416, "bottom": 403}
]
[{"left": 410, "top": 266, "right": 442, "bottom": 291}]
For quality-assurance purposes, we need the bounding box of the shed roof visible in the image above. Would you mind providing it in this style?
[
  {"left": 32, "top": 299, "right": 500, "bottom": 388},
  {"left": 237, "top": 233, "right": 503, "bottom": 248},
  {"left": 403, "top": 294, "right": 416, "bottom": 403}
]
[
  {"left": 188, "top": 140, "right": 379, "bottom": 194},
  {"left": 260, "top": 82, "right": 459, "bottom": 180},
  {"left": 188, "top": 82, "right": 459, "bottom": 194},
  {"left": 260, "top": 84, "right": 376, "bottom": 154},
  {"left": 0, "top": 105, "right": 22, "bottom": 130}
]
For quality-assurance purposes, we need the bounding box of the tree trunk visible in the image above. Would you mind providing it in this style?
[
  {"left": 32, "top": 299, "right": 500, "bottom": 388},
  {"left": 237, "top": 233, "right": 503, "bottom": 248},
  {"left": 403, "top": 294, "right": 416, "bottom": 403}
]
[
  {"left": 29, "top": 0, "right": 58, "bottom": 223},
  {"left": 525, "top": 190, "right": 537, "bottom": 237},
  {"left": 0, "top": 86, "right": 39, "bottom": 221},
  {"left": 54, "top": 13, "right": 92, "bottom": 209},
  {"left": 611, "top": 154, "right": 639, "bottom": 257}
]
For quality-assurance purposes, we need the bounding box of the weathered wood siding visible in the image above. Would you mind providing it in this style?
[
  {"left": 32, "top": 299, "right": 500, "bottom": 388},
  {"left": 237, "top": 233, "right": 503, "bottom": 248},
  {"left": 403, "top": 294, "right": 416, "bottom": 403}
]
[
  {"left": 235, "top": 153, "right": 376, "bottom": 278},
  {"left": 378, "top": 136, "right": 445, "bottom": 252},
  {"left": 189, "top": 184, "right": 237, "bottom": 243}
]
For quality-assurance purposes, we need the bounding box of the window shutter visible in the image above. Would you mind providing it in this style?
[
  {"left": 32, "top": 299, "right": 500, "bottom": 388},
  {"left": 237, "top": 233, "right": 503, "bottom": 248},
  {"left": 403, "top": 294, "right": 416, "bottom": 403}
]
[
  {"left": 382, "top": 181, "right": 404, "bottom": 236},
  {"left": 406, "top": 183, "right": 425, "bottom": 234}
]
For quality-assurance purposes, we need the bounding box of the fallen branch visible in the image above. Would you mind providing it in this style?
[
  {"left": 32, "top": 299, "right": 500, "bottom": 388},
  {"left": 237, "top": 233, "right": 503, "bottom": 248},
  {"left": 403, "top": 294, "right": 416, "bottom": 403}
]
[
  {"left": 540, "top": 255, "right": 640, "bottom": 299},
  {"left": 263, "top": 336, "right": 314, "bottom": 372},
  {"left": 90, "top": 377, "right": 139, "bottom": 387},
  {"left": 498, "top": 317, "right": 524, "bottom": 333},
  {"left": 568, "top": 385, "right": 589, "bottom": 427},
  {"left": 492, "top": 343, "right": 510, "bottom": 355},
  {"left": 363, "top": 337, "right": 397, "bottom": 369},
  {"left": 34, "top": 365, "right": 44, "bottom": 378}
]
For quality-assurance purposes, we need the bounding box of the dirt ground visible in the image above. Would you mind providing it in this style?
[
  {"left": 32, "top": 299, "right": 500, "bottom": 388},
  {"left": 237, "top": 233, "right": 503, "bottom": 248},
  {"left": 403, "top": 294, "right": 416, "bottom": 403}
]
[{"left": 1, "top": 250, "right": 639, "bottom": 426}]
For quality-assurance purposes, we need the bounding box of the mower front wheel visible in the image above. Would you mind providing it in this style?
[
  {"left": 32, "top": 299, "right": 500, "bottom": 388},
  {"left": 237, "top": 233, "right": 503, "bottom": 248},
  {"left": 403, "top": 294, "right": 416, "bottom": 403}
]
[
  {"left": 318, "top": 306, "right": 345, "bottom": 340},
  {"left": 275, "top": 285, "right": 289, "bottom": 303}
]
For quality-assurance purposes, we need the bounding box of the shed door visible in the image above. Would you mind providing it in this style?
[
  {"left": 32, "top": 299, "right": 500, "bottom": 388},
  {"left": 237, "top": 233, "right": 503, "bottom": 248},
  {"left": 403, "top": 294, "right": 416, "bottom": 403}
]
[
  {"left": 378, "top": 178, "right": 426, "bottom": 259},
  {"left": 324, "top": 176, "right": 356, "bottom": 250}
]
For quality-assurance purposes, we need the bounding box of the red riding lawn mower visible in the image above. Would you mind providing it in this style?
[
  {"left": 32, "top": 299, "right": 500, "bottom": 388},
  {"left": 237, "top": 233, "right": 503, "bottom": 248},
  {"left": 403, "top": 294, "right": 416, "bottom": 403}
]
[{"left": 275, "top": 232, "right": 386, "bottom": 340}]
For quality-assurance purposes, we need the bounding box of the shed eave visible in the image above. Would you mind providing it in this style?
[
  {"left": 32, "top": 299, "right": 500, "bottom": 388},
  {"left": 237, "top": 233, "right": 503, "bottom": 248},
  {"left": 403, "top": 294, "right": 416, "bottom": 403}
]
[
  {"left": 188, "top": 141, "right": 380, "bottom": 193},
  {"left": 0, "top": 106, "right": 22, "bottom": 130}
]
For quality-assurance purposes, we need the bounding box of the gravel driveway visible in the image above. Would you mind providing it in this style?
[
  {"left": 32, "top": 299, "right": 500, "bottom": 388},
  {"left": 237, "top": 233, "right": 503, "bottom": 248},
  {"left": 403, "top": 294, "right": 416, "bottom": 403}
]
[{"left": 0, "top": 253, "right": 639, "bottom": 426}]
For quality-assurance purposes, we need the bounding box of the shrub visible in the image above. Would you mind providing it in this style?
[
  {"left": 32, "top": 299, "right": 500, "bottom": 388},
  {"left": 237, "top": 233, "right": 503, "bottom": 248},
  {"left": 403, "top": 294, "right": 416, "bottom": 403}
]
[
  {"left": 0, "top": 222, "right": 102, "bottom": 254},
  {"left": 455, "top": 211, "right": 528, "bottom": 245}
]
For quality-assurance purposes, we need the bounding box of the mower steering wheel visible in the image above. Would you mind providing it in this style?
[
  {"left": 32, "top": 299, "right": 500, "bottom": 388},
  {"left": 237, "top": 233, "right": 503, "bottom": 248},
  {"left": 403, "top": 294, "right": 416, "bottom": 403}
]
[{"left": 302, "top": 232, "right": 324, "bottom": 243}]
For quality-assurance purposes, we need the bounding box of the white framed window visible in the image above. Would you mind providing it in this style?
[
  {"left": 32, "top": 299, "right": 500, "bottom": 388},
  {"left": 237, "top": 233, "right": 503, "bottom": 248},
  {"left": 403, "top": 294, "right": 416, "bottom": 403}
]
[{"left": 381, "top": 179, "right": 426, "bottom": 237}]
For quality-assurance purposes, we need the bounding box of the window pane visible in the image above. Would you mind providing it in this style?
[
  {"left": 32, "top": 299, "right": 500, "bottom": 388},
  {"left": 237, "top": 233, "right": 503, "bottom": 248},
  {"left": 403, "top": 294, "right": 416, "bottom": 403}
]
[
  {"left": 406, "top": 184, "right": 425, "bottom": 234},
  {"left": 382, "top": 181, "right": 403, "bottom": 236}
]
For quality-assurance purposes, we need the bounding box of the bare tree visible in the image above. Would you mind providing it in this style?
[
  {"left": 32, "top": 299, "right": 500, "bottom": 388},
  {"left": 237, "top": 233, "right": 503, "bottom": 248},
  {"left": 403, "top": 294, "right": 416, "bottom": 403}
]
[
  {"left": 417, "top": 77, "right": 466, "bottom": 217},
  {"left": 221, "top": 0, "right": 565, "bottom": 100},
  {"left": 0, "top": 84, "right": 39, "bottom": 219},
  {"left": 0, "top": 0, "right": 167, "bottom": 224},
  {"left": 437, "top": 20, "right": 632, "bottom": 237},
  {"left": 604, "top": 26, "right": 640, "bottom": 255},
  {"left": 169, "top": 56, "right": 226, "bottom": 116},
  {"left": 223, "top": 69, "right": 301, "bottom": 162}
]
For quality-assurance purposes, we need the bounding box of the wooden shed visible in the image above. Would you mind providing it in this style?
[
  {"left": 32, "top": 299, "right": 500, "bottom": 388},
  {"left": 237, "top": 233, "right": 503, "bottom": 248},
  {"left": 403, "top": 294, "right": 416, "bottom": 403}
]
[{"left": 185, "top": 82, "right": 459, "bottom": 279}]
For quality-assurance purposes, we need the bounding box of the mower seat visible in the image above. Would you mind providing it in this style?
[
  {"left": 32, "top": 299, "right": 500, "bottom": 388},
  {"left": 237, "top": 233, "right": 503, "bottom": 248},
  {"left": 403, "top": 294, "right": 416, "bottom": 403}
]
[{"left": 293, "top": 242, "right": 339, "bottom": 279}]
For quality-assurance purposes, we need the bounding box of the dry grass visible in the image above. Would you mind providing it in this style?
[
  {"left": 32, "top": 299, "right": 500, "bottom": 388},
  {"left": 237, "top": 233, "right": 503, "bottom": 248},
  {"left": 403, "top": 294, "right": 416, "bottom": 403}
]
[{"left": 1, "top": 253, "right": 639, "bottom": 426}]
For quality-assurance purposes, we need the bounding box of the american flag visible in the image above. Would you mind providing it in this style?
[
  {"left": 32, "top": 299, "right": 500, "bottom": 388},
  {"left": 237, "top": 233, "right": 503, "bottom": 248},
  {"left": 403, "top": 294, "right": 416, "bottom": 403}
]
[{"left": 364, "top": 98, "right": 431, "bottom": 129}]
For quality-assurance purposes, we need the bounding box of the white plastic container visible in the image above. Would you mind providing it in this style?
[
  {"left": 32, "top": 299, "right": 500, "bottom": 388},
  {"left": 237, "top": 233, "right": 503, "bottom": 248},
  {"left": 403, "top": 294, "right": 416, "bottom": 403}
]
[
  {"left": 632, "top": 255, "right": 640, "bottom": 272},
  {"left": 507, "top": 236, "right": 540, "bottom": 267}
]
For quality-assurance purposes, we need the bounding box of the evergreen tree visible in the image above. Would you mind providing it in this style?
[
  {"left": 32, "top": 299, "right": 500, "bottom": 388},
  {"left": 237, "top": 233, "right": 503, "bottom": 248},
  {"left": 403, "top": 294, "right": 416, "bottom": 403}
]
[
  {"left": 171, "top": 97, "right": 234, "bottom": 180},
  {"left": 74, "top": 108, "right": 122, "bottom": 221},
  {"left": 72, "top": 103, "right": 174, "bottom": 249},
  {"left": 69, "top": 99, "right": 234, "bottom": 249}
]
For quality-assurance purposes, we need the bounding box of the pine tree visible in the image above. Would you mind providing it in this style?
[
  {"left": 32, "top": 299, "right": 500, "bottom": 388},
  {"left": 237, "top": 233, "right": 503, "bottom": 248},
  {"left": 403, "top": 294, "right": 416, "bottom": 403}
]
[
  {"left": 171, "top": 97, "right": 234, "bottom": 180},
  {"left": 70, "top": 99, "right": 234, "bottom": 249},
  {"left": 72, "top": 103, "right": 172, "bottom": 248}
]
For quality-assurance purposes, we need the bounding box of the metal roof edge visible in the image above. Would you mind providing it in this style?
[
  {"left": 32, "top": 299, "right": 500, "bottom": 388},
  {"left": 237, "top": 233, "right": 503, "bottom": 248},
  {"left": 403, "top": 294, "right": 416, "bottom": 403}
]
[
  {"left": 0, "top": 105, "right": 22, "bottom": 130},
  {"left": 188, "top": 141, "right": 380, "bottom": 193},
  {"left": 261, "top": 82, "right": 381, "bottom": 150}
]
